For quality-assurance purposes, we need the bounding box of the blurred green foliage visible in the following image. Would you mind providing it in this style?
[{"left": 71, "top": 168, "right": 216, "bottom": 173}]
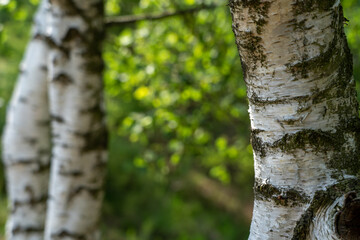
[
  {"left": 103, "top": 1, "right": 252, "bottom": 239},
  {"left": 0, "top": 0, "right": 359, "bottom": 239}
]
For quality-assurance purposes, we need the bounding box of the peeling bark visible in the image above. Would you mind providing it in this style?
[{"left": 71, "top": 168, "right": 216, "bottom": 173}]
[
  {"left": 229, "top": 0, "right": 360, "bottom": 239},
  {"left": 1, "top": 1, "right": 51, "bottom": 239},
  {"left": 44, "top": 0, "right": 107, "bottom": 239}
]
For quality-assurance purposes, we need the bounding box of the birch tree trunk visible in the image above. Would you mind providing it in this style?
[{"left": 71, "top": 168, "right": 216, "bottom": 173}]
[
  {"left": 2, "top": 1, "right": 51, "bottom": 239},
  {"left": 44, "top": 0, "right": 107, "bottom": 239},
  {"left": 229, "top": 0, "right": 360, "bottom": 239}
]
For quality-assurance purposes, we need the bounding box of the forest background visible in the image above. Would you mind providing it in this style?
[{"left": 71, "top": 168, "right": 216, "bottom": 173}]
[{"left": 0, "top": 0, "right": 359, "bottom": 239}]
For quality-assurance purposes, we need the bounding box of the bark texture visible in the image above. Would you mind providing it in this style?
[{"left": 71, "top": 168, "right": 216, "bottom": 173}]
[
  {"left": 229, "top": 0, "right": 360, "bottom": 239},
  {"left": 2, "top": 1, "right": 51, "bottom": 239},
  {"left": 44, "top": 0, "right": 107, "bottom": 239}
]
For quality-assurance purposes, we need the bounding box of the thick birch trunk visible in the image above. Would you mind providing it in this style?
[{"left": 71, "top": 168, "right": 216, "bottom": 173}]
[
  {"left": 229, "top": 0, "right": 360, "bottom": 239},
  {"left": 2, "top": 1, "right": 51, "bottom": 239},
  {"left": 44, "top": 0, "right": 107, "bottom": 239}
]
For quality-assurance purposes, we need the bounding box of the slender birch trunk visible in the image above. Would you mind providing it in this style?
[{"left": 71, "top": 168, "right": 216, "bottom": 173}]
[
  {"left": 229, "top": 0, "right": 360, "bottom": 239},
  {"left": 44, "top": 0, "right": 107, "bottom": 239},
  {"left": 2, "top": 1, "right": 51, "bottom": 239}
]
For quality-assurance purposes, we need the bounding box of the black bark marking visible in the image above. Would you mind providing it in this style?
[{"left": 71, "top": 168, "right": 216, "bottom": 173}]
[
  {"left": 240, "top": 59, "right": 248, "bottom": 82},
  {"left": 69, "top": 112, "right": 108, "bottom": 153},
  {"left": 58, "top": 168, "right": 83, "bottom": 177},
  {"left": 12, "top": 195, "right": 47, "bottom": 213},
  {"left": 81, "top": 128, "right": 108, "bottom": 153},
  {"left": 62, "top": 27, "right": 84, "bottom": 43},
  {"left": 38, "top": 148, "right": 50, "bottom": 156},
  {"left": 49, "top": 0, "right": 85, "bottom": 17},
  {"left": 68, "top": 186, "right": 102, "bottom": 202},
  {"left": 75, "top": 128, "right": 108, "bottom": 153},
  {"left": 24, "top": 185, "right": 35, "bottom": 197},
  {"left": 33, "top": 161, "right": 50, "bottom": 173},
  {"left": 93, "top": 155, "right": 107, "bottom": 169},
  {"left": 79, "top": 104, "right": 103, "bottom": 115},
  {"left": 52, "top": 73, "right": 73, "bottom": 85},
  {"left": 5, "top": 159, "right": 50, "bottom": 173},
  {"left": 34, "top": 34, "right": 70, "bottom": 57},
  {"left": 40, "top": 65, "right": 47, "bottom": 72},
  {"left": 51, "top": 229, "right": 86, "bottom": 240},
  {"left": 12, "top": 226, "right": 44, "bottom": 235},
  {"left": 81, "top": 56, "right": 104, "bottom": 74},
  {"left": 24, "top": 137, "right": 38, "bottom": 145},
  {"left": 37, "top": 119, "right": 50, "bottom": 127},
  {"left": 51, "top": 114, "right": 65, "bottom": 123},
  {"left": 19, "top": 96, "right": 28, "bottom": 104},
  {"left": 53, "top": 133, "right": 60, "bottom": 139},
  {"left": 49, "top": 0, "right": 103, "bottom": 20},
  {"left": 59, "top": 142, "right": 72, "bottom": 149}
]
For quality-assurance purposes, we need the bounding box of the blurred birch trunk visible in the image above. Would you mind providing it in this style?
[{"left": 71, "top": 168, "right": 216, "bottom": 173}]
[
  {"left": 44, "top": 0, "right": 107, "bottom": 239},
  {"left": 2, "top": 1, "right": 51, "bottom": 239},
  {"left": 229, "top": 0, "right": 360, "bottom": 239},
  {"left": 2, "top": 0, "right": 107, "bottom": 239}
]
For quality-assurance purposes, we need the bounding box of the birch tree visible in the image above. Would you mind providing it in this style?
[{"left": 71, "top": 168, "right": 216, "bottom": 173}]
[
  {"left": 2, "top": 0, "right": 107, "bottom": 239},
  {"left": 229, "top": 0, "right": 360, "bottom": 239},
  {"left": 44, "top": 0, "right": 107, "bottom": 238},
  {"left": 2, "top": 1, "right": 51, "bottom": 238}
]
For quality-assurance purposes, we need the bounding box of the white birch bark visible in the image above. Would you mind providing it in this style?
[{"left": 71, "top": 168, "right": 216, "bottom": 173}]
[
  {"left": 44, "top": 0, "right": 107, "bottom": 239},
  {"left": 2, "top": 1, "right": 51, "bottom": 239},
  {"left": 229, "top": 0, "right": 360, "bottom": 239}
]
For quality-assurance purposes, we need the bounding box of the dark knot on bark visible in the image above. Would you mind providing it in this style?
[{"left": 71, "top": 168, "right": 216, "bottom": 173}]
[{"left": 336, "top": 191, "right": 360, "bottom": 240}]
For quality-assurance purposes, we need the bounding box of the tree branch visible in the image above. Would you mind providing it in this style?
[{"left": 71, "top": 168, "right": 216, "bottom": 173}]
[{"left": 105, "top": 4, "right": 222, "bottom": 27}]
